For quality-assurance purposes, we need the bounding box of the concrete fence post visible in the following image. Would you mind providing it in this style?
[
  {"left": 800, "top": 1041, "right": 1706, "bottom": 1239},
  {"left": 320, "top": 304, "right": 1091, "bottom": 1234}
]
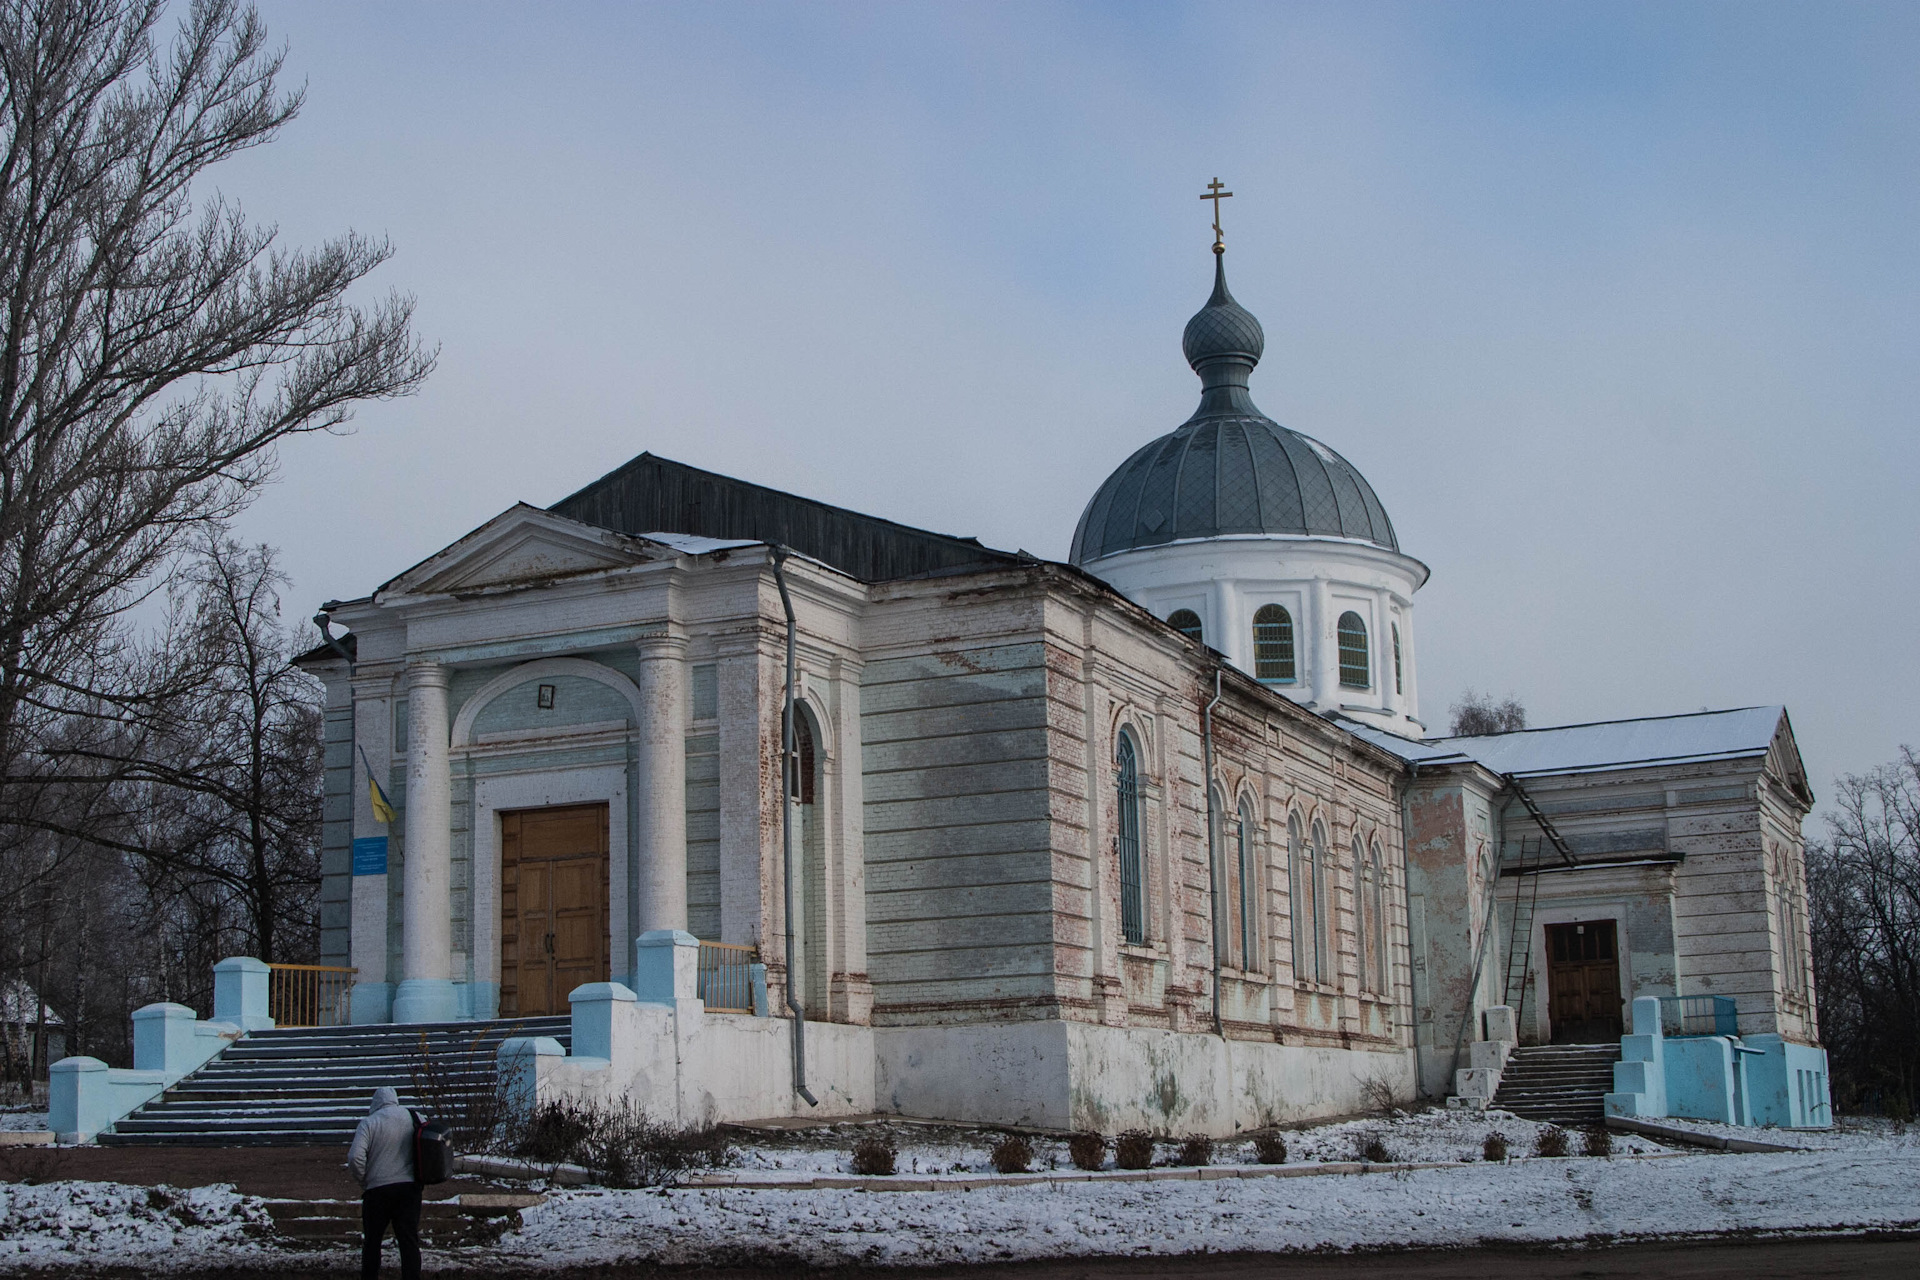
[
  {"left": 48, "top": 1057, "right": 109, "bottom": 1143},
  {"left": 131, "top": 1003, "right": 199, "bottom": 1073},
  {"left": 213, "top": 957, "right": 275, "bottom": 1032},
  {"left": 566, "top": 982, "right": 636, "bottom": 1062},
  {"left": 632, "top": 929, "right": 701, "bottom": 1012},
  {"left": 496, "top": 1036, "right": 566, "bottom": 1116}
]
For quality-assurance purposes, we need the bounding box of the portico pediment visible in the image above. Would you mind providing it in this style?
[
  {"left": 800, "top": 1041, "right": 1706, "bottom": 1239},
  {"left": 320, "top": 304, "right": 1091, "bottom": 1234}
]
[{"left": 379, "top": 504, "right": 668, "bottom": 599}]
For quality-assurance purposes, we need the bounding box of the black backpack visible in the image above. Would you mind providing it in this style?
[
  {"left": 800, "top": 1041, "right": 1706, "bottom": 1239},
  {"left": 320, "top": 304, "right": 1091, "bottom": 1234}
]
[{"left": 409, "top": 1109, "right": 454, "bottom": 1185}]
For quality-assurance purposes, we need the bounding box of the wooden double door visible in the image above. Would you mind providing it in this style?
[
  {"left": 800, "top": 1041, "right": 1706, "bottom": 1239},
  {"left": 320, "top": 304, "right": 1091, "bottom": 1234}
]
[
  {"left": 500, "top": 804, "right": 609, "bottom": 1017},
  {"left": 1545, "top": 920, "right": 1624, "bottom": 1044}
]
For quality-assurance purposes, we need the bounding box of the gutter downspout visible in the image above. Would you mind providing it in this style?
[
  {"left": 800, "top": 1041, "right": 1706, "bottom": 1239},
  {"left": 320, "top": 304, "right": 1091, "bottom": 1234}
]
[
  {"left": 1201, "top": 668, "right": 1224, "bottom": 1038},
  {"left": 769, "top": 548, "right": 819, "bottom": 1107}
]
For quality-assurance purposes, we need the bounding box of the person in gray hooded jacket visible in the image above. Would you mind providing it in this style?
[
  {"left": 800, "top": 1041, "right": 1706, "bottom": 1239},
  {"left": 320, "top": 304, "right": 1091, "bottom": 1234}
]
[{"left": 347, "top": 1086, "right": 420, "bottom": 1280}]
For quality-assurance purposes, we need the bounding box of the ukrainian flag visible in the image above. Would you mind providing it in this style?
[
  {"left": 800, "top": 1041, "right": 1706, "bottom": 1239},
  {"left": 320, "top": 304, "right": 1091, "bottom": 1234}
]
[{"left": 358, "top": 745, "right": 397, "bottom": 825}]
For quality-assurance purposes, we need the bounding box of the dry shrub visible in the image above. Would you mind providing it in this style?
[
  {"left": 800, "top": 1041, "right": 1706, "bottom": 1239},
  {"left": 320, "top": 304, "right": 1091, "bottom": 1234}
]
[
  {"left": 1582, "top": 1126, "right": 1613, "bottom": 1157},
  {"left": 850, "top": 1134, "right": 897, "bottom": 1176},
  {"left": 504, "top": 1096, "right": 731, "bottom": 1187},
  {"left": 408, "top": 1032, "right": 511, "bottom": 1147},
  {"left": 1535, "top": 1125, "right": 1569, "bottom": 1158},
  {"left": 1482, "top": 1131, "right": 1509, "bottom": 1163},
  {"left": 1114, "top": 1129, "right": 1155, "bottom": 1170},
  {"left": 989, "top": 1132, "right": 1034, "bottom": 1174},
  {"left": 1360, "top": 1074, "right": 1398, "bottom": 1114},
  {"left": 1067, "top": 1132, "right": 1107, "bottom": 1171},
  {"left": 1356, "top": 1133, "right": 1392, "bottom": 1164},
  {"left": 1176, "top": 1134, "right": 1213, "bottom": 1166},
  {"left": 1252, "top": 1133, "right": 1287, "bottom": 1164}
]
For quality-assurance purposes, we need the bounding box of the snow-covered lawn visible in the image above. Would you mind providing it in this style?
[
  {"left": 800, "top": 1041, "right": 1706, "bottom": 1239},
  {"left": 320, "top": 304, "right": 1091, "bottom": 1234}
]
[
  {"left": 0, "top": 1112, "right": 47, "bottom": 1133},
  {"left": 1, "top": 1111, "right": 1916, "bottom": 1272},
  {"left": 499, "top": 1145, "right": 1920, "bottom": 1269},
  {"left": 0, "top": 1182, "right": 272, "bottom": 1269}
]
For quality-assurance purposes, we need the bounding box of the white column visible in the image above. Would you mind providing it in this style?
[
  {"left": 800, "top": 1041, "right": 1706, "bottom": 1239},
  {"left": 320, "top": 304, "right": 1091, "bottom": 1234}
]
[
  {"left": 393, "top": 662, "right": 456, "bottom": 1023},
  {"left": 348, "top": 671, "right": 394, "bottom": 1022},
  {"left": 1310, "top": 578, "right": 1338, "bottom": 708},
  {"left": 634, "top": 632, "right": 690, "bottom": 940}
]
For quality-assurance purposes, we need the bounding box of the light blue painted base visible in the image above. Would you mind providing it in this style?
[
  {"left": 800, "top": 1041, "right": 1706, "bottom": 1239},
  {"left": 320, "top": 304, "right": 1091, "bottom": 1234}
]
[
  {"left": 459, "top": 981, "right": 501, "bottom": 1021},
  {"left": 392, "top": 979, "right": 459, "bottom": 1024},
  {"left": 350, "top": 982, "right": 393, "bottom": 1025}
]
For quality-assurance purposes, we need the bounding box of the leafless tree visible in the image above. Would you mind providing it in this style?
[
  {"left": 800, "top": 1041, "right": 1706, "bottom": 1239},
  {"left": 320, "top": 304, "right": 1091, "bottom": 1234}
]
[
  {"left": 118, "top": 533, "right": 322, "bottom": 964},
  {"left": 1449, "top": 689, "right": 1527, "bottom": 737},
  {"left": 1807, "top": 747, "right": 1920, "bottom": 1116},
  {"left": 0, "top": 0, "right": 431, "bottom": 881}
]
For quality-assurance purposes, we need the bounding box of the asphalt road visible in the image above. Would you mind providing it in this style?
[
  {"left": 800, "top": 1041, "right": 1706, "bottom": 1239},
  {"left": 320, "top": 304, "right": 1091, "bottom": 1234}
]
[{"left": 20, "top": 1234, "right": 1919, "bottom": 1280}]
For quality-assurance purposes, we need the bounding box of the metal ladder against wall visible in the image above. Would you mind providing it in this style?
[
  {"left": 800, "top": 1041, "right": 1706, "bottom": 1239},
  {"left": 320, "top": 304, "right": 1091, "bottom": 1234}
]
[{"left": 1498, "top": 776, "right": 1579, "bottom": 1030}]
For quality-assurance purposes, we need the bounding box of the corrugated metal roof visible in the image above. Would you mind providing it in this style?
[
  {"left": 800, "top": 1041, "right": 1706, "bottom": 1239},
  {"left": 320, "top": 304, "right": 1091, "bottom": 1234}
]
[{"left": 552, "top": 453, "right": 1022, "bottom": 584}]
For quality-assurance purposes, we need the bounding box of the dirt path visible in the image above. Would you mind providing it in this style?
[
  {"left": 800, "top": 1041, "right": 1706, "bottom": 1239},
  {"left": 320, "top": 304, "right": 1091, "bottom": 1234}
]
[{"left": 0, "top": 1144, "right": 506, "bottom": 1201}]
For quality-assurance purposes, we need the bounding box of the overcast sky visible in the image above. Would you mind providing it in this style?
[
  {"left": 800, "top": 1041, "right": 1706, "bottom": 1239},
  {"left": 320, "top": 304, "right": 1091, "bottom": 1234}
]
[{"left": 221, "top": 1, "right": 1917, "bottom": 803}]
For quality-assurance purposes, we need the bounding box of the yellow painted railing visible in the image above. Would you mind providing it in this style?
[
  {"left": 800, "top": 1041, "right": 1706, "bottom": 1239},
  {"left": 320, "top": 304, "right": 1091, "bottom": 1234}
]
[
  {"left": 268, "top": 964, "right": 357, "bottom": 1028},
  {"left": 696, "top": 943, "right": 758, "bottom": 1014}
]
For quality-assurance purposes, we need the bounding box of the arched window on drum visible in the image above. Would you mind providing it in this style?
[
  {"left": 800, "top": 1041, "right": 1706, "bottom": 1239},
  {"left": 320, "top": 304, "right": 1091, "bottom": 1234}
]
[{"left": 1253, "top": 605, "right": 1295, "bottom": 684}]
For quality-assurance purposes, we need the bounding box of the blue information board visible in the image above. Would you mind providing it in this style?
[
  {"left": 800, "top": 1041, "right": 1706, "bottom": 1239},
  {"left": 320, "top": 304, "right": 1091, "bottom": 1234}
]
[{"left": 352, "top": 836, "right": 389, "bottom": 876}]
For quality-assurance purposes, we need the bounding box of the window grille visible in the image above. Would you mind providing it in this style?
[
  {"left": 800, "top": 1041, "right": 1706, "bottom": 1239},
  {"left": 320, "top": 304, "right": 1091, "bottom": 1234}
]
[
  {"left": 1369, "top": 841, "right": 1388, "bottom": 995},
  {"left": 1237, "top": 800, "right": 1257, "bottom": 970},
  {"left": 1288, "top": 816, "right": 1309, "bottom": 980},
  {"left": 1310, "top": 821, "right": 1331, "bottom": 982},
  {"left": 1167, "top": 609, "right": 1204, "bottom": 644},
  {"left": 1355, "top": 837, "right": 1373, "bottom": 993},
  {"left": 1253, "top": 605, "right": 1295, "bottom": 682},
  {"left": 786, "top": 710, "right": 816, "bottom": 805},
  {"left": 1391, "top": 624, "right": 1403, "bottom": 695},
  {"left": 1117, "top": 732, "right": 1146, "bottom": 945},
  {"left": 1337, "top": 612, "right": 1370, "bottom": 689}
]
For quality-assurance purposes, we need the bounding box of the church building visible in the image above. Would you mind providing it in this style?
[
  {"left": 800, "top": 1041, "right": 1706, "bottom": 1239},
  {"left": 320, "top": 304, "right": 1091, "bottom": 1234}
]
[{"left": 297, "top": 232, "right": 1826, "bottom": 1135}]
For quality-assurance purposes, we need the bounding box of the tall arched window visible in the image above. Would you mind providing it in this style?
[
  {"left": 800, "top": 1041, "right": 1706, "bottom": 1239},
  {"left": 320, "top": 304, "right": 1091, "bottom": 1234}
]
[
  {"left": 1288, "top": 815, "right": 1312, "bottom": 981},
  {"left": 1237, "top": 798, "right": 1257, "bottom": 971},
  {"left": 1369, "top": 840, "right": 1388, "bottom": 996},
  {"left": 1355, "top": 836, "right": 1374, "bottom": 993},
  {"left": 787, "top": 706, "right": 827, "bottom": 1015},
  {"left": 1253, "top": 605, "right": 1295, "bottom": 683},
  {"left": 1167, "top": 609, "right": 1203, "bottom": 644},
  {"left": 1309, "top": 820, "right": 1331, "bottom": 983},
  {"left": 1210, "top": 785, "right": 1230, "bottom": 966},
  {"left": 1337, "top": 612, "right": 1370, "bottom": 689},
  {"left": 1116, "top": 730, "right": 1146, "bottom": 945},
  {"left": 1391, "top": 623, "right": 1403, "bottom": 696}
]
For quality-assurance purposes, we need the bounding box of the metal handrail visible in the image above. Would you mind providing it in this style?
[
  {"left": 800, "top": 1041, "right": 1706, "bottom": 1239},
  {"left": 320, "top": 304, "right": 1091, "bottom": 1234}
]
[
  {"left": 268, "top": 964, "right": 357, "bottom": 1028},
  {"left": 696, "top": 942, "right": 758, "bottom": 1014}
]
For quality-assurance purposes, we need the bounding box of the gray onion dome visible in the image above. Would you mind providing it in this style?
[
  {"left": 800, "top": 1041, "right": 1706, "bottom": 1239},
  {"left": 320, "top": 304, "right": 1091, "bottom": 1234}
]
[{"left": 1070, "top": 254, "right": 1399, "bottom": 564}]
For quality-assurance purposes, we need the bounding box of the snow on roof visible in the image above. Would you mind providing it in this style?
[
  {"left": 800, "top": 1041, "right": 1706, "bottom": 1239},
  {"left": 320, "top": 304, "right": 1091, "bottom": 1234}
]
[
  {"left": 1342, "top": 706, "right": 1789, "bottom": 778},
  {"left": 0, "top": 980, "right": 60, "bottom": 1025},
  {"left": 636, "top": 531, "right": 762, "bottom": 556}
]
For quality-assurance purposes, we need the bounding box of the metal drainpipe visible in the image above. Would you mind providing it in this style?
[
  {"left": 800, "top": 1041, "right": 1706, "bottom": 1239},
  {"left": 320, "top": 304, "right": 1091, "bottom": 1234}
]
[
  {"left": 769, "top": 548, "right": 819, "bottom": 1107},
  {"left": 1202, "top": 668, "right": 1224, "bottom": 1038}
]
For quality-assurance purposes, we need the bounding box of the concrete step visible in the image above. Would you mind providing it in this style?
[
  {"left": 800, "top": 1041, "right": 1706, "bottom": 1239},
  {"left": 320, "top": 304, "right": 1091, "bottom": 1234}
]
[{"left": 102, "top": 1016, "right": 570, "bottom": 1147}]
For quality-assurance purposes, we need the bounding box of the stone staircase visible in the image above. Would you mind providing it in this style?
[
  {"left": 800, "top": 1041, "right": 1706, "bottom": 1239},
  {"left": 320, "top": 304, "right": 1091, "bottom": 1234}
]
[
  {"left": 1491, "top": 1043, "right": 1621, "bottom": 1125},
  {"left": 100, "top": 1016, "right": 571, "bottom": 1146}
]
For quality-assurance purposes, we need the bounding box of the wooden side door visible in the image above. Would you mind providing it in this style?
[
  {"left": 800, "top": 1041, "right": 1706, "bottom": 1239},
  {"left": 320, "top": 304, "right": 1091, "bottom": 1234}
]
[
  {"left": 500, "top": 804, "right": 609, "bottom": 1017},
  {"left": 1545, "top": 920, "right": 1624, "bottom": 1044}
]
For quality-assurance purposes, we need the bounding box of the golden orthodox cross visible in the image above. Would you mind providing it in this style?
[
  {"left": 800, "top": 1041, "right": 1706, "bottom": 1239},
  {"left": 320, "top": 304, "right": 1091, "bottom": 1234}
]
[{"left": 1199, "top": 178, "right": 1232, "bottom": 252}]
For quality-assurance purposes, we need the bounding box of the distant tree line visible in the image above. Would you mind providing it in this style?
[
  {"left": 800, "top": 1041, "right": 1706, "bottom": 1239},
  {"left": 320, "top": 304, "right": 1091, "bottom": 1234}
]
[
  {"left": 0, "top": 0, "right": 430, "bottom": 1085},
  {"left": 1807, "top": 748, "right": 1920, "bottom": 1117}
]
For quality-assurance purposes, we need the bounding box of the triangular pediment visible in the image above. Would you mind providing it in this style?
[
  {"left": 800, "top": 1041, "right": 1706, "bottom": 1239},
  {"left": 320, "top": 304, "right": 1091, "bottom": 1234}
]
[{"left": 379, "top": 505, "right": 667, "bottom": 598}]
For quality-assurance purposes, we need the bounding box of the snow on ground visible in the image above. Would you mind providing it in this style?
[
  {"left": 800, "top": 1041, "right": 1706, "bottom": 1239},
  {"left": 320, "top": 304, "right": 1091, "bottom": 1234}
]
[
  {"left": 1636, "top": 1113, "right": 1920, "bottom": 1153},
  {"left": 0, "top": 1113, "right": 48, "bottom": 1133},
  {"left": 0, "top": 1181, "right": 273, "bottom": 1270},
  {"left": 499, "top": 1146, "right": 1920, "bottom": 1269},
  {"left": 728, "top": 1109, "right": 1665, "bottom": 1176},
  {"left": 0, "top": 1112, "right": 1915, "bottom": 1273}
]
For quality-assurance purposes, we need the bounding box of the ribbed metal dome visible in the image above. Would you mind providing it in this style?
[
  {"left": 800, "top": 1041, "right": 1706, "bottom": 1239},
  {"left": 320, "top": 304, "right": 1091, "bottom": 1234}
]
[{"left": 1070, "top": 254, "right": 1399, "bottom": 564}]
